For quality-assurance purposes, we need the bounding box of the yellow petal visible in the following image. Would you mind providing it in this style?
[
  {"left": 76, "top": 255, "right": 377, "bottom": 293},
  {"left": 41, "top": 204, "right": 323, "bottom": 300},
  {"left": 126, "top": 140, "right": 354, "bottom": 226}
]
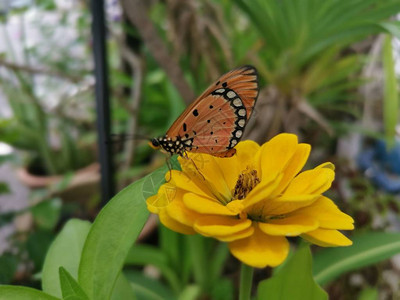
[
  {"left": 146, "top": 183, "right": 182, "bottom": 213},
  {"left": 242, "top": 173, "right": 282, "bottom": 209},
  {"left": 194, "top": 215, "right": 252, "bottom": 236},
  {"left": 258, "top": 214, "right": 319, "bottom": 236},
  {"left": 229, "top": 224, "right": 290, "bottom": 268},
  {"left": 295, "top": 196, "right": 354, "bottom": 230},
  {"left": 217, "top": 226, "right": 255, "bottom": 242},
  {"left": 216, "top": 140, "right": 261, "bottom": 190},
  {"left": 147, "top": 195, "right": 161, "bottom": 213},
  {"left": 197, "top": 156, "right": 232, "bottom": 199},
  {"left": 226, "top": 200, "right": 245, "bottom": 215},
  {"left": 171, "top": 170, "right": 213, "bottom": 199},
  {"left": 235, "top": 140, "right": 261, "bottom": 163},
  {"left": 262, "top": 194, "right": 320, "bottom": 215},
  {"left": 180, "top": 155, "right": 234, "bottom": 203},
  {"left": 283, "top": 167, "right": 335, "bottom": 196},
  {"left": 165, "top": 198, "right": 199, "bottom": 227},
  {"left": 274, "top": 143, "right": 311, "bottom": 195},
  {"left": 183, "top": 193, "right": 238, "bottom": 216},
  {"left": 301, "top": 228, "right": 352, "bottom": 247},
  {"left": 159, "top": 209, "right": 196, "bottom": 235},
  {"left": 258, "top": 134, "right": 299, "bottom": 182},
  {"left": 316, "top": 162, "right": 335, "bottom": 170}
]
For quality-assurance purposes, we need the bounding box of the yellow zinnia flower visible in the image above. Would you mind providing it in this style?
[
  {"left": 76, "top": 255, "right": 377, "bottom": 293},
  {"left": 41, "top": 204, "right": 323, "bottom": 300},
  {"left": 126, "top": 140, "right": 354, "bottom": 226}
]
[{"left": 147, "top": 134, "right": 354, "bottom": 268}]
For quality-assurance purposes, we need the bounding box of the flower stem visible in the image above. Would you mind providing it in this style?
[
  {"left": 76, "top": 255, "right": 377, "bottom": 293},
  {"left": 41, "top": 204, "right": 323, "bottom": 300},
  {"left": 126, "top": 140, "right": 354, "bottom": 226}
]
[{"left": 239, "top": 263, "right": 254, "bottom": 300}]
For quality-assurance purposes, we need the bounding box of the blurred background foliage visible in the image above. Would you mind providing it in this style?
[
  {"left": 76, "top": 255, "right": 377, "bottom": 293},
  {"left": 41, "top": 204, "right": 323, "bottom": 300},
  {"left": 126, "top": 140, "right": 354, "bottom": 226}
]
[{"left": 1, "top": 0, "right": 400, "bottom": 298}]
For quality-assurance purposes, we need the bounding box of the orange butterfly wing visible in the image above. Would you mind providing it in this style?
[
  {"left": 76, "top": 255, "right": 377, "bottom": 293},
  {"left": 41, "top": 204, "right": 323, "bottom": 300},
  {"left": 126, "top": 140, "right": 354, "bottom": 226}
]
[{"left": 166, "top": 66, "right": 259, "bottom": 157}]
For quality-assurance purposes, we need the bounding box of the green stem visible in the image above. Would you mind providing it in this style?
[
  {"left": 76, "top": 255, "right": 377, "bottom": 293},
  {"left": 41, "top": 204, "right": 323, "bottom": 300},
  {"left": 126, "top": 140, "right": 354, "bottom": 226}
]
[
  {"left": 239, "top": 263, "right": 254, "bottom": 300},
  {"left": 188, "top": 235, "right": 208, "bottom": 292}
]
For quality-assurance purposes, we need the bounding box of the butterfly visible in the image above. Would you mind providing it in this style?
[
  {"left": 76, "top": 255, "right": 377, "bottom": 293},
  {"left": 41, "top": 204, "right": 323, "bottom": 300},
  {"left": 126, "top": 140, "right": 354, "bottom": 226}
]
[{"left": 150, "top": 66, "right": 259, "bottom": 158}]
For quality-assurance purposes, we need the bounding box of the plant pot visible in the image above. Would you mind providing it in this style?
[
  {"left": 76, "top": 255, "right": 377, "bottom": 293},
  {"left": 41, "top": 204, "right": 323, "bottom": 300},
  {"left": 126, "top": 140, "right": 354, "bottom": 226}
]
[{"left": 16, "top": 163, "right": 100, "bottom": 205}]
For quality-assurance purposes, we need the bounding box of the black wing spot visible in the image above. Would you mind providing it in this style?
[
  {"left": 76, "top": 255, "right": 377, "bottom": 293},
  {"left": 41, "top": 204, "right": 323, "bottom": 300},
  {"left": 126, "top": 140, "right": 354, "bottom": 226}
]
[
  {"left": 215, "top": 139, "right": 218, "bottom": 143},
  {"left": 193, "top": 109, "right": 199, "bottom": 117},
  {"left": 183, "top": 123, "right": 187, "bottom": 132},
  {"left": 216, "top": 80, "right": 220, "bottom": 86},
  {"left": 185, "top": 133, "right": 189, "bottom": 138},
  {"left": 222, "top": 82, "right": 227, "bottom": 88},
  {"left": 210, "top": 131, "right": 214, "bottom": 135},
  {"left": 223, "top": 122, "right": 226, "bottom": 124},
  {"left": 193, "top": 130, "right": 197, "bottom": 135},
  {"left": 207, "top": 120, "right": 211, "bottom": 123},
  {"left": 209, "top": 105, "right": 213, "bottom": 109}
]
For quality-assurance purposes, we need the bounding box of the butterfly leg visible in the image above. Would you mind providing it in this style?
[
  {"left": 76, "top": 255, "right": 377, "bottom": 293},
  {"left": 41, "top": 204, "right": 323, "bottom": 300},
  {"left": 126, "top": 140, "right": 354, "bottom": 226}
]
[
  {"left": 165, "top": 157, "right": 173, "bottom": 182},
  {"left": 188, "top": 155, "right": 206, "bottom": 181}
]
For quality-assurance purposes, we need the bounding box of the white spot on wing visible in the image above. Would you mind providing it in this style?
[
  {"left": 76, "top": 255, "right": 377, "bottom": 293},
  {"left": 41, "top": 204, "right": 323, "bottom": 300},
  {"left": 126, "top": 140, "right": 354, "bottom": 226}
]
[
  {"left": 235, "top": 130, "right": 243, "bottom": 138},
  {"left": 227, "top": 91, "right": 236, "bottom": 99},
  {"left": 238, "top": 109, "right": 246, "bottom": 117},
  {"left": 215, "top": 88, "right": 225, "bottom": 93},
  {"left": 233, "top": 98, "right": 242, "bottom": 107},
  {"left": 238, "top": 119, "right": 245, "bottom": 127}
]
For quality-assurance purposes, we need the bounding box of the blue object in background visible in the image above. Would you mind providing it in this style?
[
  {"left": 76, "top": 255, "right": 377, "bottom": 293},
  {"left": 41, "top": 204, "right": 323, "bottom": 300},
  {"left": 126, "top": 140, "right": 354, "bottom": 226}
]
[{"left": 358, "top": 138, "right": 400, "bottom": 194}]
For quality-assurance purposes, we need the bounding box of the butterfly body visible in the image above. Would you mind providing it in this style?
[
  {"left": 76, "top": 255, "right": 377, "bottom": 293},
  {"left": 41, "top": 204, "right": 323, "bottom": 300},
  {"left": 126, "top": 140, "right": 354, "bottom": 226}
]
[{"left": 151, "top": 66, "right": 259, "bottom": 158}]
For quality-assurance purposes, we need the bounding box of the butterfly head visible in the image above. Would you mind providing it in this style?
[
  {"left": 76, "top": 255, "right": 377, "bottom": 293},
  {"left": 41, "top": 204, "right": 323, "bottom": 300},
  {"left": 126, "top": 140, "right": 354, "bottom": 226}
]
[
  {"left": 149, "top": 138, "right": 161, "bottom": 150},
  {"left": 149, "top": 135, "right": 186, "bottom": 156}
]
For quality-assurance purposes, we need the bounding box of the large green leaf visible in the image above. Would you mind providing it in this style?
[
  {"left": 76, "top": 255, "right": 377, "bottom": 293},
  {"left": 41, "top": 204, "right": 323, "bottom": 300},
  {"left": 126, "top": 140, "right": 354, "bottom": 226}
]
[
  {"left": 0, "top": 286, "right": 60, "bottom": 300},
  {"left": 78, "top": 165, "right": 167, "bottom": 300},
  {"left": 313, "top": 232, "right": 400, "bottom": 285},
  {"left": 257, "top": 246, "right": 327, "bottom": 300},
  {"left": 42, "top": 219, "right": 91, "bottom": 298}
]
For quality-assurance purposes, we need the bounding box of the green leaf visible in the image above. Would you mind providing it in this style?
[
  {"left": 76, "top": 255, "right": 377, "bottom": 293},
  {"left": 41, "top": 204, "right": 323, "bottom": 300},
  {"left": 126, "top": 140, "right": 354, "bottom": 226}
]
[
  {"left": 0, "top": 182, "right": 10, "bottom": 195},
  {"left": 124, "top": 270, "right": 175, "bottom": 300},
  {"left": 110, "top": 273, "right": 136, "bottom": 300},
  {"left": 209, "top": 243, "right": 230, "bottom": 284},
  {"left": 210, "top": 278, "right": 234, "bottom": 300},
  {"left": 313, "top": 232, "right": 400, "bottom": 286},
  {"left": 26, "top": 230, "right": 55, "bottom": 270},
  {"left": 257, "top": 246, "right": 327, "bottom": 300},
  {"left": 0, "top": 286, "right": 60, "bottom": 300},
  {"left": 31, "top": 198, "right": 62, "bottom": 230},
  {"left": 177, "top": 285, "right": 201, "bottom": 300},
  {"left": 0, "top": 253, "right": 17, "bottom": 284},
  {"left": 42, "top": 219, "right": 91, "bottom": 298},
  {"left": 358, "top": 288, "right": 378, "bottom": 300},
  {"left": 378, "top": 21, "right": 400, "bottom": 39},
  {"left": 125, "top": 244, "right": 169, "bottom": 267},
  {"left": 59, "top": 267, "right": 89, "bottom": 300},
  {"left": 125, "top": 244, "right": 181, "bottom": 293},
  {"left": 78, "top": 165, "right": 168, "bottom": 300},
  {"left": 382, "top": 34, "right": 398, "bottom": 148}
]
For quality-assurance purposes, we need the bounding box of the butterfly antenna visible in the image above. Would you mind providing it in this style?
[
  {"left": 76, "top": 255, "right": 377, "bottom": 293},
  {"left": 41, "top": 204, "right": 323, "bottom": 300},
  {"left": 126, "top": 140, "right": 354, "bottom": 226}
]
[{"left": 107, "top": 133, "right": 150, "bottom": 144}]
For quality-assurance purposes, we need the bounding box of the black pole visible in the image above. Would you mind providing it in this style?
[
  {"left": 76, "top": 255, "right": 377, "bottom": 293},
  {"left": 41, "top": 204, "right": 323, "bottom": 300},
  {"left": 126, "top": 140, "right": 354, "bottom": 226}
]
[{"left": 91, "top": 0, "right": 114, "bottom": 204}]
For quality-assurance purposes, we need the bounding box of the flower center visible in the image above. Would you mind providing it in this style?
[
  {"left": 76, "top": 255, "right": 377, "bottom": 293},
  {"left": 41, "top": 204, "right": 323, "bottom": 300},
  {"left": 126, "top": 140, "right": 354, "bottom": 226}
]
[{"left": 232, "top": 168, "right": 260, "bottom": 200}]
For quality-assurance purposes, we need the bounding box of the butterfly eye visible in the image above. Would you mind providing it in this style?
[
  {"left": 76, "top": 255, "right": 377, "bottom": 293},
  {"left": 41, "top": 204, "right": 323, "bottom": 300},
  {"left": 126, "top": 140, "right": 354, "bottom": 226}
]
[{"left": 149, "top": 138, "right": 161, "bottom": 149}]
